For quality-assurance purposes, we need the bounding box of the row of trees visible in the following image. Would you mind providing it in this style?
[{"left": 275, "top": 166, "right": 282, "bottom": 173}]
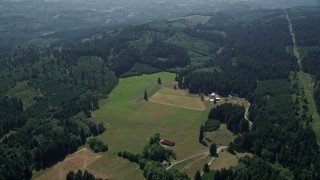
[{"left": 66, "top": 170, "right": 102, "bottom": 180}]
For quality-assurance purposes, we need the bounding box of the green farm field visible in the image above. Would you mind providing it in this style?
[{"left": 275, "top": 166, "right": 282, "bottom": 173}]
[{"left": 89, "top": 72, "right": 211, "bottom": 179}]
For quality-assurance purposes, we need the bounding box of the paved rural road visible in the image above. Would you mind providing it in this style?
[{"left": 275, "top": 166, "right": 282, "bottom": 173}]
[{"left": 244, "top": 102, "right": 253, "bottom": 129}]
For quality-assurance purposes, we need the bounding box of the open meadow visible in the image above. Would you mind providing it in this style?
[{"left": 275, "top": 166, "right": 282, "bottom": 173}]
[
  {"left": 89, "top": 72, "right": 212, "bottom": 179},
  {"left": 32, "top": 72, "right": 238, "bottom": 179}
]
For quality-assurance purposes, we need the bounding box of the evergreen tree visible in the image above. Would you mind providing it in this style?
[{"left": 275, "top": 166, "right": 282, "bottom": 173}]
[
  {"left": 214, "top": 170, "right": 221, "bottom": 180},
  {"left": 239, "top": 118, "right": 249, "bottom": 133},
  {"left": 194, "top": 170, "right": 201, "bottom": 180},
  {"left": 144, "top": 89, "right": 148, "bottom": 101},
  {"left": 203, "top": 163, "right": 210, "bottom": 173},
  {"left": 199, "top": 125, "right": 204, "bottom": 143},
  {"left": 227, "top": 142, "right": 235, "bottom": 154},
  {"left": 210, "top": 143, "right": 217, "bottom": 157},
  {"left": 80, "top": 128, "right": 86, "bottom": 145},
  {"left": 97, "top": 122, "right": 105, "bottom": 134},
  {"left": 66, "top": 171, "right": 75, "bottom": 180},
  {"left": 157, "top": 77, "right": 161, "bottom": 85},
  {"left": 75, "top": 170, "right": 83, "bottom": 180}
]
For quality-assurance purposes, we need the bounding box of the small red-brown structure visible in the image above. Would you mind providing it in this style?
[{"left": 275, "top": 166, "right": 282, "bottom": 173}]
[{"left": 160, "top": 140, "right": 175, "bottom": 147}]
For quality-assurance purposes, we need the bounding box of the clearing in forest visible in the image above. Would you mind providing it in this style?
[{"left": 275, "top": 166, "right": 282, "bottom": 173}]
[
  {"left": 205, "top": 124, "right": 237, "bottom": 147},
  {"left": 7, "top": 81, "right": 40, "bottom": 109},
  {"left": 169, "top": 15, "right": 211, "bottom": 24},
  {"left": 297, "top": 72, "right": 320, "bottom": 144},
  {"left": 89, "top": 72, "right": 210, "bottom": 179}
]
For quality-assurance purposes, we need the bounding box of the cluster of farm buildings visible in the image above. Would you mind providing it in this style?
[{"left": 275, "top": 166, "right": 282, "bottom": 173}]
[{"left": 209, "top": 92, "right": 221, "bottom": 103}]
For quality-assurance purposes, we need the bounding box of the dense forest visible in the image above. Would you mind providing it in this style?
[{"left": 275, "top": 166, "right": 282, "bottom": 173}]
[
  {"left": 230, "top": 80, "right": 320, "bottom": 179},
  {"left": 179, "top": 10, "right": 295, "bottom": 97},
  {"left": 0, "top": 36, "right": 117, "bottom": 179},
  {"left": 0, "top": 4, "right": 320, "bottom": 180}
]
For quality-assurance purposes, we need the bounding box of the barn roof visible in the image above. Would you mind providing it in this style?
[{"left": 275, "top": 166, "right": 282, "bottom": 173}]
[{"left": 160, "top": 139, "right": 175, "bottom": 146}]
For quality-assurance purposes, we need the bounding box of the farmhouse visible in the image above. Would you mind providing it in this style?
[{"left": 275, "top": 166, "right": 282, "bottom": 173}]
[
  {"left": 210, "top": 92, "right": 222, "bottom": 102},
  {"left": 160, "top": 139, "right": 175, "bottom": 147}
]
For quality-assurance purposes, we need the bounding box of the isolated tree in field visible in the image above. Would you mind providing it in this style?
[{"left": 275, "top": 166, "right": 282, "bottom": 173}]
[
  {"left": 158, "top": 77, "right": 161, "bottom": 85},
  {"left": 199, "top": 125, "right": 204, "bottom": 143},
  {"left": 200, "top": 94, "right": 204, "bottom": 101},
  {"left": 210, "top": 143, "right": 217, "bottom": 156},
  {"left": 194, "top": 170, "right": 201, "bottom": 180},
  {"left": 144, "top": 89, "right": 148, "bottom": 101}
]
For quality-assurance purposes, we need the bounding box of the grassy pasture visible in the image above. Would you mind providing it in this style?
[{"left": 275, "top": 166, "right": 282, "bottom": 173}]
[
  {"left": 149, "top": 88, "right": 207, "bottom": 111},
  {"left": 89, "top": 72, "right": 210, "bottom": 179},
  {"left": 179, "top": 155, "right": 210, "bottom": 177},
  {"left": 88, "top": 153, "right": 144, "bottom": 180},
  {"left": 34, "top": 148, "right": 106, "bottom": 180},
  {"left": 171, "top": 154, "right": 208, "bottom": 172},
  {"left": 210, "top": 151, "right": 252, "bottom": 171},
  {"left": 205, "top": 124, "right": 236, "bottom": 146},
  {"left": 32, "top": 72, "right": 237, "bottom": 179}
]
